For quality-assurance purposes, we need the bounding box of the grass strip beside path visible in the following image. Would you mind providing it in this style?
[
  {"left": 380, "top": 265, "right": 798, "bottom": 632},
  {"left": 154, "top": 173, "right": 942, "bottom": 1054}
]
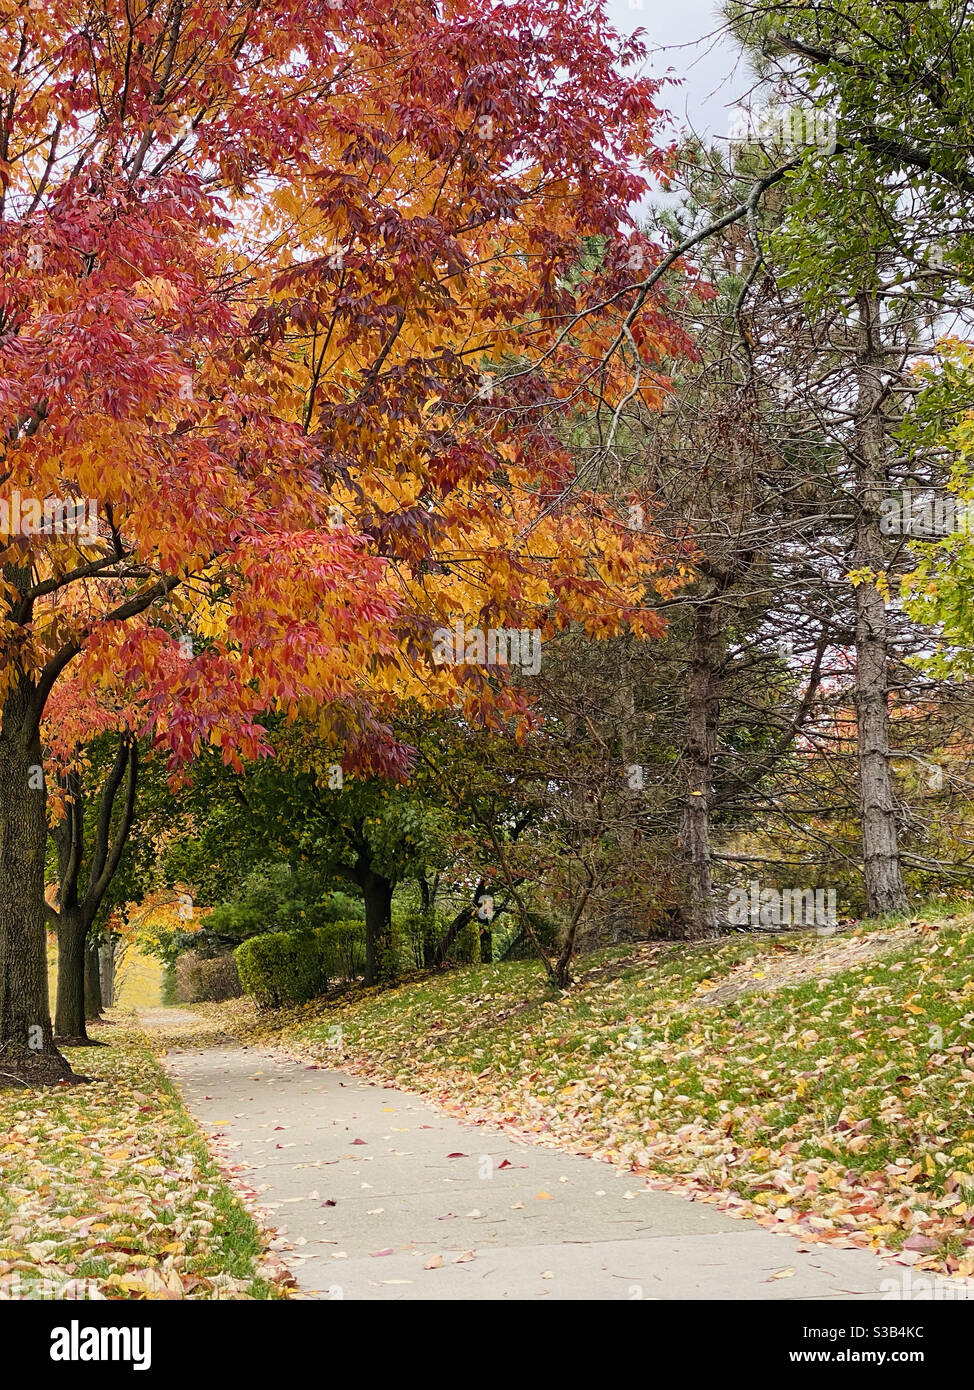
[{"left": 0, "top": 1022, "right": 287, "bottom": 1300}]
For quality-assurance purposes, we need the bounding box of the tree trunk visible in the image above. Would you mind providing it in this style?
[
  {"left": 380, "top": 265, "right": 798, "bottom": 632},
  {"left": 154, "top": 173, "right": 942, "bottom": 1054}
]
[
  {"left": 418, "top": 876, "right": 438, "bottom": 967},
  {"left": 361, "top": 869, "right": 395, "bottom": 987},
  {"left": 55, "top": 906, "right": 91, "bottom": 1043},
  {"left": 853, "top": 293, "right": 908, "bottom": 917},
  {"left": 86, "top": 941, "right": 104, "bottom": 1020},
  {"left": 436, "top": 893, "right": 479, "bottom": 964},
  {"left": 677, "top": 593, "right": 726, "bottom": 937},
  {"left": 479, "top": 925, "right": 492, "bottom": 964},
  {"left": 99, "top": 940, "right": 115, "bottom": 1007},
  {"left": 50, "top": 733, "right": 137, "bottom": 1044},
  {"left": 552, "top": 881, "right": 594, "bottom": 988},
  {"left": 0, "top": 682, "right": 75, "bottom": 1086}
]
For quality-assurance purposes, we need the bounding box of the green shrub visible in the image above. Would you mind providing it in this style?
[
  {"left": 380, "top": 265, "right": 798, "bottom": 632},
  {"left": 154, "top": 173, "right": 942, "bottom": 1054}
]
[
  {"left": 202, "top": 864, "right": 366, "bottom": 950},
  {"left": 394, "top": 910, "right": 440, "bottom": 969},
  {"left": 499, "top": 910, "right": 560, "bottom": 960},
  {"left": 322, "top": 891, "right": 366, "bottom": 922},
  {"left": 450, "top": 915, "right": 480, "bottom": 964},
  {"left": 235, "top": 907, "right": 490, "bottom": 1010},
  {"left": 318, "top": 919, "right": 367, "bottom": 980},
  {"left": 235, "top": 930, "right": 324, "bottom": 1008},
  {"left": 235, "top": 920, "right": 367, "bottom": 1008},
  {"left": 162, "top": 964, "right": 178, "bottom": 1006},
  {"left": 393, "top": 909, "right": 483, "bottom": 968}
]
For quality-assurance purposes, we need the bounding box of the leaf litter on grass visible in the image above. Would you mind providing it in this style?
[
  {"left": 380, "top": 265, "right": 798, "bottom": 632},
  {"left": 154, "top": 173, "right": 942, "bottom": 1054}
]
[
  {"left": 163, "top": 914, "right": 974, "bottom": 1286},
  {"left": 0, "top": 1026, "right": 289, "bottom": 1300}
]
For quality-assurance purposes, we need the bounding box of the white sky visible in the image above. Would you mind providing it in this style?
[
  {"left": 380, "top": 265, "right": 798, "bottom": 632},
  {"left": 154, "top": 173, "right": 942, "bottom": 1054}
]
[{"left": 603, "top": 0, "right": 755, "bottom": 142}]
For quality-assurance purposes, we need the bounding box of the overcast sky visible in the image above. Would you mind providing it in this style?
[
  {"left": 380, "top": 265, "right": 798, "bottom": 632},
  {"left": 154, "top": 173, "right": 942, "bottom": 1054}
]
[{"left": 603, "top": 0, "right": 755, "bottom": 143}]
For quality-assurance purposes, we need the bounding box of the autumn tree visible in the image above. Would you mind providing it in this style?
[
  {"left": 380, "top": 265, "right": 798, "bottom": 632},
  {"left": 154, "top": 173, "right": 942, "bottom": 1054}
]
[{"left": 0, "top": 0, "right": 691, "bottom": 1083}]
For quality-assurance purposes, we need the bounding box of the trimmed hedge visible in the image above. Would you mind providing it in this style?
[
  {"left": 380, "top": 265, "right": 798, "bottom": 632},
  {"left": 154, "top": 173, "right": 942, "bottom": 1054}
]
[
  {"left": 234, "top": 920, "right": 366, "bottom": 1009},
  {"left": 234, "top": 912, "right": 481, "bottom": 1010},
  {"left": 321, "top": 919, "right": 367, "bottom": 981}
]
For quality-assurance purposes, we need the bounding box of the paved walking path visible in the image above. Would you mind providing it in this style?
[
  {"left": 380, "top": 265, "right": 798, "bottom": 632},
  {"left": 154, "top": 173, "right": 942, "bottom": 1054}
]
[{"left": 143, "top": 1017, "right": 937, "bottom": 1303}]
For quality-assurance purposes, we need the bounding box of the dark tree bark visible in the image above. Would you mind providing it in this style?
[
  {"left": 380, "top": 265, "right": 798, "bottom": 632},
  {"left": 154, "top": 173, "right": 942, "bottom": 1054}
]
[
  {"left": 0, "top": 676, "right": 75, "bottom": 1086},
  {"left": 440, "top": 889, "right": 508, "bottom": 966},
  {"left": 85, "top": 942, "right": 103, "bottom": 1020},
  {"left": 359, "top": 866, "right": 395, "bottom": 987},
  {"left": 552, "top": 873, "right": 594, "bottom": 988},
  {"left": 55, "top": 907, "right": 90, "bottom": 1043},
  {"left": 853, "top": 293, "right": 908, "bottom": 916},
  {"left": 50, "top": 735, "right": 138, "bottom": 1044},
  {"left": 418, "top": 873, "right": 439, "bottom": 968},
  {"left": 435, "top": 880, "right": 483, "bottom": 964},
  {"left": 1, "top": 557, "right": 168, "bottom": 1086},
  {"left": 422, "top": 931, "right": 438, "bottom": 969},
  {"left": 677, "top": 586, "right": 729, "bottom": 938}
]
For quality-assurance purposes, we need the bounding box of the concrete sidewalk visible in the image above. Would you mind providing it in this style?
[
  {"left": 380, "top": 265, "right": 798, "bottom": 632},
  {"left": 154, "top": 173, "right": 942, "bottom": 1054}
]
[{"left": 159, "top": 1041, "right": 915, "bottom": 1301}]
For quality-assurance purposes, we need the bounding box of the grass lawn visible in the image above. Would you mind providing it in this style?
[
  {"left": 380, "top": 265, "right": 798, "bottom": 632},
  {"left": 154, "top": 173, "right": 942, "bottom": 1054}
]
[
  {"left": 0, "top": 1024, "right": 286, "bottom": 1300},
  {"left": 200, "top": 904, "right": 974, "bottom": 1280}
]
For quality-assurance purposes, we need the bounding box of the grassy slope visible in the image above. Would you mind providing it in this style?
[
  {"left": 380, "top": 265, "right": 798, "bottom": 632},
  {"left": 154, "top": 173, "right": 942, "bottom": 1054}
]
[
  {"left": 0, "top": 1026, "right": 284, "bottom": 1300},
  {"left": 224, "top": 905, "right": 974, "bottom": 1279}
]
